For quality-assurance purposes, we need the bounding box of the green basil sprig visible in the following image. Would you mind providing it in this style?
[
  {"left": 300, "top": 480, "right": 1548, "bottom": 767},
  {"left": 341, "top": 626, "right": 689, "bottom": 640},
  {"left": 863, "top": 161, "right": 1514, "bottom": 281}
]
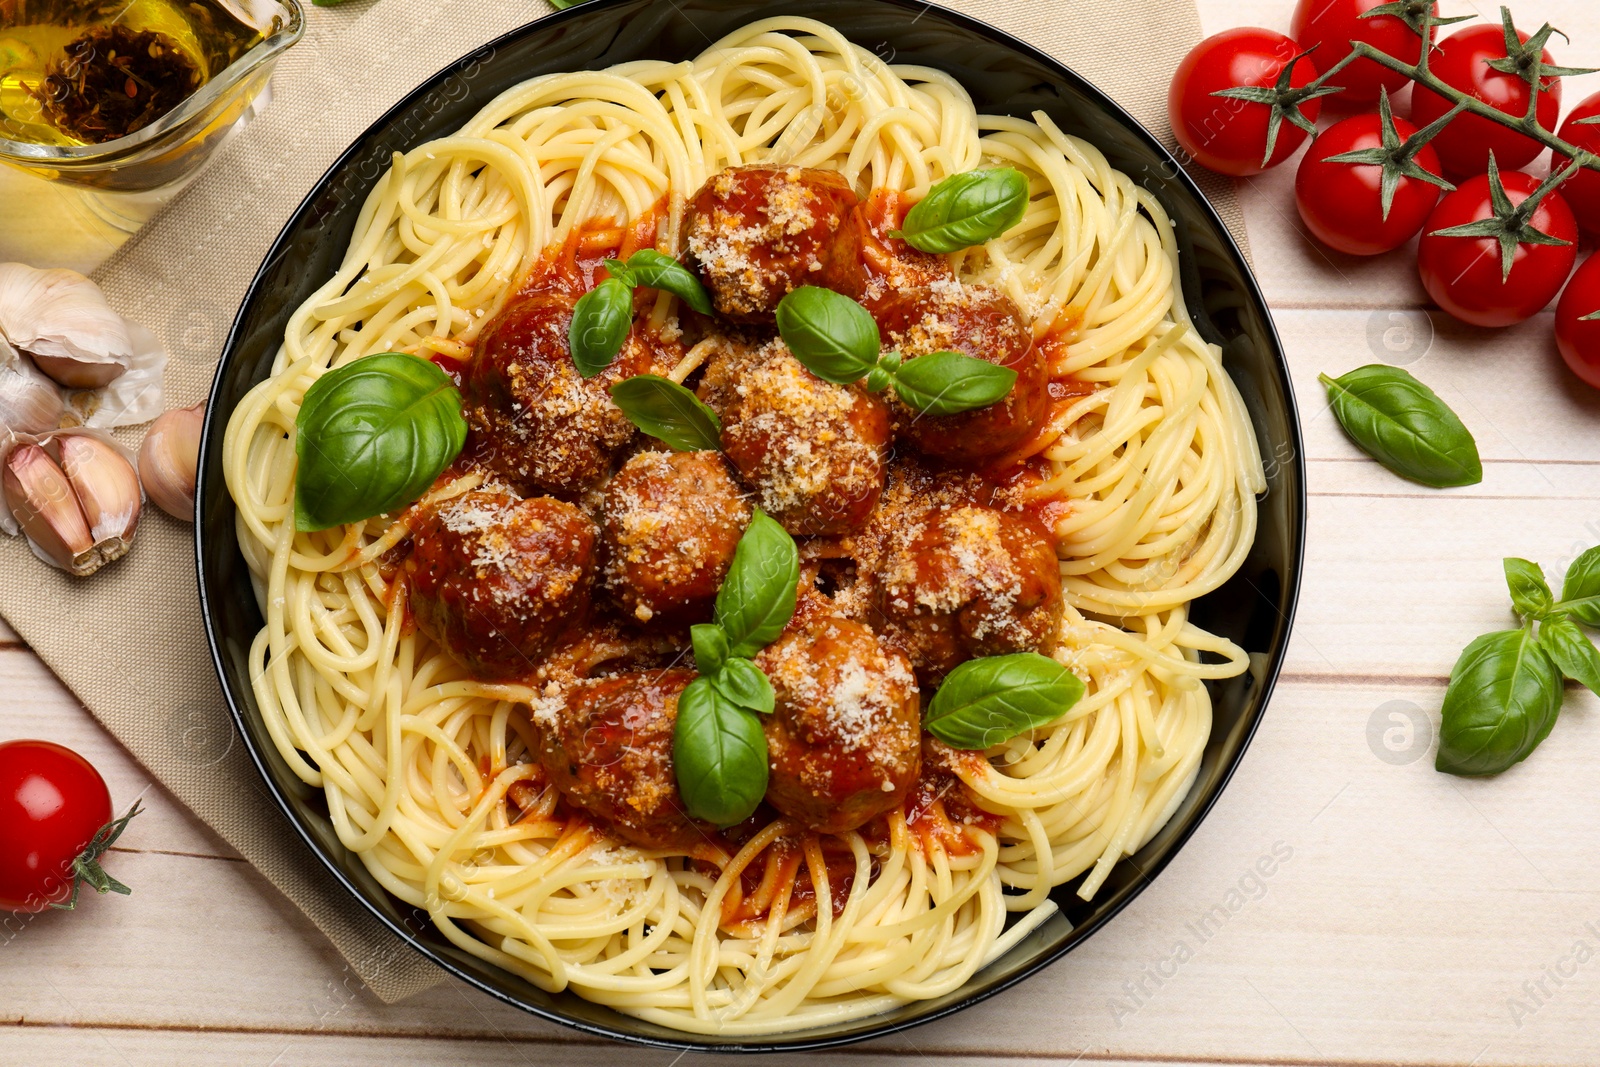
[
  {"left": 714, "top": 509, "right": 800, "bottom": 658},
  {"left": 609, "top": 374, "right": 723, "bottom": 452},
  {"left": 924, "top": 652, "right": 1085, "bottom": 749},
  {"left": 1504, "top": 557, "right": 1554, "bottom": 619},
  {"left": 568, "top": 250, "right": 713, "bottom": 378},
  {"left": 605, "top": 250, "right": 713, "bottom": 315},
  {"left": 1318, "top": 365, "right": 1482, "bottom": 488},
  {"left": 1559, "top": 548, "right": 1600, "bottom": 625},
  {"left": 294, "top": 352, "right": 467, "bottom": 531},
  {"left": 1538, "top": 616, "right": 1600, "bottom": 696},
  {"left": 1437, "top": 628, "right": 1562, "bottom": 777},
  {"left": 889, "top": 168, "right": 1030, "bottom": 253},
  {"left": 672, "top": 677, "right": 769, "bottom": 827},
  {"left": 1437, "top": 545, "right": 1600, "bottom": 776},
  {"left": 775, "top": 286, "right": 1016, "bottom": 416},
  {"left": 570, "top": 279, "right": 633, "bottom": 378},
  {"left": 672, "top": 509, "right": 798, "bottom": 825}
]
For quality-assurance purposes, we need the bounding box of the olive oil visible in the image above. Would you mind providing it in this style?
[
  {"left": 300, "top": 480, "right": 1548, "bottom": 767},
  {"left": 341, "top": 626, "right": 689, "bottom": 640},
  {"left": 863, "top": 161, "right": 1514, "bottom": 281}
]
[{"left": 0, "top": 0, "right": 263, "bottom": 145}]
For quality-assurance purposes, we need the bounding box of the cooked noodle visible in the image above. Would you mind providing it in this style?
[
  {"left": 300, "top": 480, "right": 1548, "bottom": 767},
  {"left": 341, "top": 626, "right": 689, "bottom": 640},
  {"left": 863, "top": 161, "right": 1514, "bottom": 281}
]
[{"left": 223, "top": 16, "right": 1264, "bottom": 1035}]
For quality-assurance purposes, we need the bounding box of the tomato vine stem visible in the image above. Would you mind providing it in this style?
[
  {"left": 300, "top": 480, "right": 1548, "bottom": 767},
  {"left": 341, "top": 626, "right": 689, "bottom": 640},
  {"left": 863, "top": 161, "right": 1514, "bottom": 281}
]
[{"left": 1344, "top": 7, "right": 1600, "bottom": 182}]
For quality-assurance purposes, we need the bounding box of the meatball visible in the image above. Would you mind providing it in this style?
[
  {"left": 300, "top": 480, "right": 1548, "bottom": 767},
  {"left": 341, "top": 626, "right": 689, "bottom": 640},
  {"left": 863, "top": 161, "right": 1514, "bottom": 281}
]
[
  {"left": 874, "top": 282, "right": 1047, "bottom": 465},
  {"left": 872, "top": 504, "right": 1063, "bottom": 685},
  {"left": 684, "top": 165, "right": 858, "bottom": 322},
  {"left": 755, "top": 617, "right": 921, "bottom": 834},
  {"left": 406, "top": 492, "right": 597, "bottom": 680},
  {"left": 463, "top": 292, "right": 666, "bottom": 498},
  {"left": 697, "top": 336, "right": 889, "bottom": 536},
  {"left": 601, "top": 450, "right": 752, "bottom": 623},
  {"left": 532, "top": 669, "right": 710, "bottom": 850},
  {"left": 820, "top": 189, "right": 952, "bottom": 314}
]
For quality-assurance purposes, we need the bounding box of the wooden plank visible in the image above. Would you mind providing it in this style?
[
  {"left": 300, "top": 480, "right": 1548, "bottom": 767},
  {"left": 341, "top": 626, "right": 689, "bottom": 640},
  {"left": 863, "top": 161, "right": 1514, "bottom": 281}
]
[
  {"left": 1288, "top": 493, "right": 1600, "bottom": 679},
  {"left": 1274, "top": 308, "right": 1600, "bottom": 468},
  {"left": 4, "top": 681, "right": 1599, "bottom": 1066},
  {"left": 0, "top": 1028, "right": 1215, "bottom": 1067}
]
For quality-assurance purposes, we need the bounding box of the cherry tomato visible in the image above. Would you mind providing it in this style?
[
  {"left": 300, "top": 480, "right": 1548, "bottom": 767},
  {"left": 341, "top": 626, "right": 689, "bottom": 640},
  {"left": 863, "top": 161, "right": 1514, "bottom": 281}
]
[
  {"left": 1410, "top": 23, "right": 1562, "bottom": 178},
  {"left": 1291, "top": 0, "right": 1434, "bottom": 108},
  {"left": 1551, "top": 91, "right": 1600, "bottom": 237},
  {"left": 1295, "top": 111, "right": 1447, "bottom": 255},
  {"left": 0, "top": 740, "right": 127, "bottom": 913},
  {"left": 1169, "top": 28, "right": 1324, "bottom": 176},
  {"left": 1556, "top": 255, "right": 1600, "bottom": 388},
  {"left": 1417, "top": 169, "right": 1578, "bottom": 328}
]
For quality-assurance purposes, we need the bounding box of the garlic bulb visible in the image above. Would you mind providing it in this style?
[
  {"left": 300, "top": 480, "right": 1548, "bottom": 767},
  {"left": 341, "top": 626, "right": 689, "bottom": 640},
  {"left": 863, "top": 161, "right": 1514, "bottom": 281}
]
[
  {"left": 139, "top": 402, "right": 203, "bottom": 521},
  {"left": 0, "top": 263, "right": 131, "bottom": 389},
  {"left": 0, "top": 339, "right": 65, "bottom": 435},
  {"left": 1, "top": 429, "right": 143, "bottom": 576}
]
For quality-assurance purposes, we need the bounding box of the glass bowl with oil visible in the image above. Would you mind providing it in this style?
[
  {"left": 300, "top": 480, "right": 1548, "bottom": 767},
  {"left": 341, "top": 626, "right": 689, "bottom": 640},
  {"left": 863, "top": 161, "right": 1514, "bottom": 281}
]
[{"left": 0, "top": 0, "right": 303, "bottom": 193}]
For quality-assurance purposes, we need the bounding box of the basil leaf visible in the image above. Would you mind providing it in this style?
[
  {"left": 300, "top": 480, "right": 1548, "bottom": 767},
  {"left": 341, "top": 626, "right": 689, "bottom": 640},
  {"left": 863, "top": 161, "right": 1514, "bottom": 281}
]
[
  {"left": 889, "top": 168, "right": 1029, "bottom": 254},
  {"left": 891, "top": 351, "right": 1018, "bottom": 416},
  {"left": 672, "top": 676, "right": 768, "bottom": 826},
  {"left": 294, "top": 352, "right": 466, "bottom": 531},
  {"left": 1318, "top": 366, "right": 1481, "bottom": 488},
  {"left": 609, "top": 374, "right": 723, "bottom": 451},
  {"left": 1557, "top": 544, "right": 1600, "bottom": 626},
  {"left": 1504, "top": 558, "right": 1554, "bottom": 619},
  {"left": 714, "top": 508, "right": 799, "bottom": 659},
  {"left": 569, "top": 277, "right": 634, "bottom": 378},
  {"left": 1436, "top": 628, "right": 1563, "bottom": 776},
  {"left": 712, "top": 657, "right": 776, "bottom": 715},
  {"left": 774, "top": 286, "right": 880, "bottom": 384},
  {"left": 690, "top": 623, "right": 729, "bottom": 676},
  {"left": 1538, "top": 615, "right": 1600, "bottom": 698},
  {"left": 607, "top": 250, "right": 713, "bottom": 315},
  {"left": 925, "top": 652, "right": 1085, "bottom": 749}
]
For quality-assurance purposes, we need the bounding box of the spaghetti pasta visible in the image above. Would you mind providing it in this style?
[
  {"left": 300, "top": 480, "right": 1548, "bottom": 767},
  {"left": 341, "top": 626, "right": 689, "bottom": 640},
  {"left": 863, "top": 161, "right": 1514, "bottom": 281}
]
[{"left": 223, "top": 16, "right": 1264, "bottom": 1035}]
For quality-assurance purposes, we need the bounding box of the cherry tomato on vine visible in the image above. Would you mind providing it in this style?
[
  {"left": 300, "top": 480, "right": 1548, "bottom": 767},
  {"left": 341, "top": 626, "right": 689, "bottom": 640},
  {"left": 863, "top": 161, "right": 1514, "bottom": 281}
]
[
  {"left": 1417, "top": 167, "right": 1577, "bottom": 328},
  {"left": 1556, "top": 255, "right": 1600, "bottom": 389},
  {"left": 0, "top": 739, "right": 138, "bottom": 913},
  {"left": 1168, "top": 28, "right": 1326, "bottom": 176},
  {"left": 1410, "top": 23, "right": 1563, "bottom": 178},
  {"left": 1552, "top": 91, "right": 1600, "bottom": 237},
  {"left": 1295, "top": 108, "right": 1449, "bottom": 255},
  {"left": 1290, "top": 0, "right": 1435, "bottom": 108}
]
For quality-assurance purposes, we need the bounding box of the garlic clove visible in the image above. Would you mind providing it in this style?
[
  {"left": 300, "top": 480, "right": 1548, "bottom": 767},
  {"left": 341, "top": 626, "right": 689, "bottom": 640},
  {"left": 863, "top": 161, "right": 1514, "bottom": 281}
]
[
  {"left": 55, "top": 433, "right": 141, "bottom": 563},
  {"left": 2, "top": 443, "right": 98, "bottom": 575},
  {"left": 31, "top": 352, "right": 126, "bottom": 389},
  {"left": 0, "top": 340, "right": 65, "bottom": 435},
  {"left": 68, "top": 322, "right": 168, "bottom": 428},
  {"left": 139, "top": 402, "right": 202, "bottom": 522},
  {"left": 0, "top": 264, "right": 132, "bottom": 390}
]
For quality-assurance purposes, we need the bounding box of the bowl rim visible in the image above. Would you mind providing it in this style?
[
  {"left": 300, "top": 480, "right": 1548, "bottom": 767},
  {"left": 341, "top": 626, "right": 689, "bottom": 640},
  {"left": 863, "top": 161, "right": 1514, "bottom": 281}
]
[{"left": 196, "top": 0, "right": 1306, "bottom": 1052}]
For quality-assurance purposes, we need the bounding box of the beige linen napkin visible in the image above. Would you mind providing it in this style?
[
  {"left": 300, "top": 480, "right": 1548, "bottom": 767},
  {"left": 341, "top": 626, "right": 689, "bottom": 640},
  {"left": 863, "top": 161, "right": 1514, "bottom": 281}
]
[{"left": 0, "top": 0, "right": 1247, "bottom": 1002}]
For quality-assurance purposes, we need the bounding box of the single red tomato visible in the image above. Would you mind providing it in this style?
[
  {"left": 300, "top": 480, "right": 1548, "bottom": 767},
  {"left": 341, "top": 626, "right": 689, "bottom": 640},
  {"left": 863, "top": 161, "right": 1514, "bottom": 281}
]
[
  {"left": 1291, "top": 0, "right": 1434, "bottom": 108},
  {"left": 1295, "top": 109, "right": 1447, "bottom": 255},
  {"left": 1410, "top": 23, "right": 1563, "bottom": 177},
  {"left": 1169, "top": 27, "right": 1324, "bottom": 176},
  {"left": 0, "top": 740, "right": 132, "bottom": 913},
  {"left": 1417, "top": 169, "right": 1578, "bottom": 328},
  {"left": 1551, "top": 91, "right": 1600, "bottom": 237},
  {"left": 1556, "top": 254, "right": 1600, "bottom": 388}
]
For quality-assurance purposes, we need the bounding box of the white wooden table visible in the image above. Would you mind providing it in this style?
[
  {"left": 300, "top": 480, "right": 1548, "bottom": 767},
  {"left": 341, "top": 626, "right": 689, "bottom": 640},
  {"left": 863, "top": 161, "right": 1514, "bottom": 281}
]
[{"left": 6, "top": 1, "right": 1600, "bottom": 1063}]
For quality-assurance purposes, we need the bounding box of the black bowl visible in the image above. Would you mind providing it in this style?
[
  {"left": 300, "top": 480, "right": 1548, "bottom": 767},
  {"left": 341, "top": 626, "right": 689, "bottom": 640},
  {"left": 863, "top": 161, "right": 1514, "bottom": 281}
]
[{"left": 197, "top": 0, "right": 1304, "bottom": 1051}]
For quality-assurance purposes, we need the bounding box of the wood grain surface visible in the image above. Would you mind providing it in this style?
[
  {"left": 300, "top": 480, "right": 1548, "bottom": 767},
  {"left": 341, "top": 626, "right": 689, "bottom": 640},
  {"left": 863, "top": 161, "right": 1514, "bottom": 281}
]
[{"left": 4, "top": 1, "right": 1599, "bottom": 1063}]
